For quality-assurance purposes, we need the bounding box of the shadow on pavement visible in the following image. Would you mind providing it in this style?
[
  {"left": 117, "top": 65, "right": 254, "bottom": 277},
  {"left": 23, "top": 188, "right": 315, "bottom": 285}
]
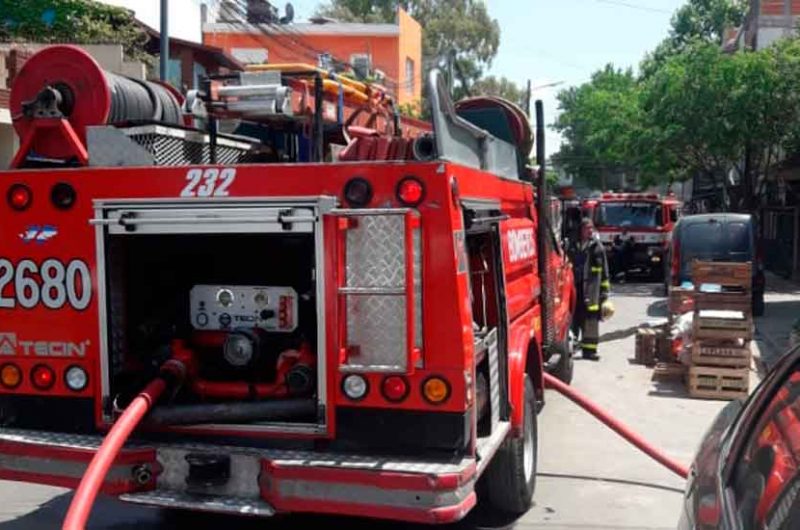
[
  {"left": 648, "top": 378, "right": 689, "bottom": 399},
  {"left": 610, "top": 281, "right": 664, "bottom": 298},
  {"left": 600, "top": 325, "right": 640, "bottom": 343},
  {"left": 536, "top": 472, "right": 683, "bottom": 494},
  {"left": 647, "top": 299, "right": 668, "bottom": 318}
]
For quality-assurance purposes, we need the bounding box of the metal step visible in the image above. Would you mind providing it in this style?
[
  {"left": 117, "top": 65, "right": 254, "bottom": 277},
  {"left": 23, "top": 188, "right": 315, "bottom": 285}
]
[
  {"left": 119, "top": 490, "right": 275, "bottom": 517},
  {"left": 0, "top": 427, "right": 475, "bottom": 475},
  {"left": 475, "top": 420, "right": 510, "bottom": 475}
]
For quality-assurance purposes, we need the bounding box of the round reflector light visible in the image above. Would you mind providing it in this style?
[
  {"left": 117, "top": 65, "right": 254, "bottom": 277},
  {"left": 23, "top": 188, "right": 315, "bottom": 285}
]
[
  {"left": 344, "top": 178, "right": 373, "bottom": 207},
  {"left": 381, "top": 375, "right": 409, "bottom": 402},
  {"left": 422, "top": 376, "right": 451, "bottom": 405},
  {"left": 396, "top": 177, "right": 425, "bottom": 206},
  {"left": 342, "top": 374, "right": 368, "bottom": 401},
  {"left": 7, "top": 184, "right": 32, "bottom": 211},
  {"left": 0, "top": 364, "right": 21, "bottom": 389},
  {"left": 64, "top": 365, "right": 88, "bottom": 391},
  {"left": 51, "top": 182, "right": 77, "bottom": 210},
  {"left": 31, "top": 364, "right": 55, "bottom": 390}
]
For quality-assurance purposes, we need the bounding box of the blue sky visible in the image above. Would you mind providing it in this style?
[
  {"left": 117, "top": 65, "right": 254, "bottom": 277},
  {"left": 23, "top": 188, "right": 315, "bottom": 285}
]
[{"left": 102, "top": 0, "right": 687, "bottom": 154}]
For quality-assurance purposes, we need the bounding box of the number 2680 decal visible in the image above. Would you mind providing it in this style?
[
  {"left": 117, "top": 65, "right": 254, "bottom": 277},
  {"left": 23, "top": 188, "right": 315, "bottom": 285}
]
[
  {"left": 0, "top": 259, "right": 92, "bottom": 311},
  {"left": 180, "top": 168, "right": 237, "bottom": 197}
]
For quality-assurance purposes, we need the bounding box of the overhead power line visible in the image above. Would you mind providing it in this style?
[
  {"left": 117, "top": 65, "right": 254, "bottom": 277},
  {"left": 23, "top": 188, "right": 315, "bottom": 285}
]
[{"left": 587, "top": 0, "right": 672, "bottom": 14}]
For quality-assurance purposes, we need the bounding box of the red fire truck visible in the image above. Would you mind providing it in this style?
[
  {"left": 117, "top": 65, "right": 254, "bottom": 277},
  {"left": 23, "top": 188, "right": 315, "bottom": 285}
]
[
  {"left": 583, "top": 192, "right": 681, "bottom": 279},
  {"left": 0, "top": 46, "right": 574, "bottom": 524}
]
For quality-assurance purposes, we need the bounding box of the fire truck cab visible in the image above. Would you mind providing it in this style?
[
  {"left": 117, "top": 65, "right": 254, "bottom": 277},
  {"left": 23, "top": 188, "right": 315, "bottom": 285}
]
[
  {"left": 0, "top": 46, "right": 574, "bottom": 524},
  {"left": 584, "top": 192, "right": 681, "bottom": 279}
]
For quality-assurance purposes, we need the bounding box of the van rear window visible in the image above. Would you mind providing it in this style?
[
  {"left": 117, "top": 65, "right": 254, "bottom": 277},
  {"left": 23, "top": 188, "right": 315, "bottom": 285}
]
[
  {"left": 728, "top": 222, "right": 750, "bottom": 254},
  {"left": 681, "top": 220, "right": 752, "bottom": 272},
  {"left": 683, "top": 223, "right": 723, "bottom": 256}
]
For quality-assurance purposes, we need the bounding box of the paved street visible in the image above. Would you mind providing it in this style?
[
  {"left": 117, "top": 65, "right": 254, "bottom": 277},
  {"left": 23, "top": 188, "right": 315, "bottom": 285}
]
[{"left": 0, "top": 279, "right": 795, "bottom": 530}]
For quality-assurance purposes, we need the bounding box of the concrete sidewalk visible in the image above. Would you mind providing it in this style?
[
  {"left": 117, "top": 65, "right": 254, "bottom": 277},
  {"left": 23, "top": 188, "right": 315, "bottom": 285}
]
[{"left": 753, "top": 272, "right": 800, "bottom": 370}]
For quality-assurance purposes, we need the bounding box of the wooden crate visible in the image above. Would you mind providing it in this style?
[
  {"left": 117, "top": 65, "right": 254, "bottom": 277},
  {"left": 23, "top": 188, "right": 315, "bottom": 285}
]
[
  {"left": 652, "top": 362, "right": 686, "bottom": 380},
  {"left": 635, "top": 328, "right": 657, "bottom": 366},
  {"left": 691, "top": 339, "right": 751, "bottom": 368},
  {"left": 693, "top": 291, "right": 752, "bottom": 314},
  {"left": 694, "top": 310, "right": 753, "bottom": 340},
  {"left": 656, "top": 334, "right": 674, "bottom": 363},
  {"left": 692, "top": 261, "right": 751, "bottom": 291},
  {"left": 687, "top": 365, "right": 749, "bottom": 400}
]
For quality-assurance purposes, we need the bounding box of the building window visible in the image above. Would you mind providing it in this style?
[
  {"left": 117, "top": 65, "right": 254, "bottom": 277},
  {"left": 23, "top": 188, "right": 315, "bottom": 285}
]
[
  {"left": 231, "top": 48, "right": 268, "bottom": 65},
  {"left": 350, "top": 53, "right": 371, "bottom": 79},
  {"left": 405, "top": 57, "right": 415, "bottom": 95}
]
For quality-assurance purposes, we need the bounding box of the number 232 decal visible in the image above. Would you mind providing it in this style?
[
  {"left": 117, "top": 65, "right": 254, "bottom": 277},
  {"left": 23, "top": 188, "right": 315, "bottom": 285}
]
[{"left": 180, "top": 168, "right": 237, "bottom": 198}]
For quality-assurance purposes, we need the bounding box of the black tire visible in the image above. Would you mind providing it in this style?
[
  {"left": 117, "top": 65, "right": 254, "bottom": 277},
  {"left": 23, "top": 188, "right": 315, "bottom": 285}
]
[
  {"left": 484, "top": 376, "right": 537, "bottom": 514},
  {"left": 545, "top": 338, "right": 574, "bottom": 385},
  {"left": 753, "top": 291, "right": 765, "bottom": 317}
]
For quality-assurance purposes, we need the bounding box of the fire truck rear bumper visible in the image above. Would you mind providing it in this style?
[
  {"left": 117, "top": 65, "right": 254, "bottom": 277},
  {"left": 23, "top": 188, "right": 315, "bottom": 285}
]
[{"left": 0, "top": 428, "right": 478, "bottom": 524}]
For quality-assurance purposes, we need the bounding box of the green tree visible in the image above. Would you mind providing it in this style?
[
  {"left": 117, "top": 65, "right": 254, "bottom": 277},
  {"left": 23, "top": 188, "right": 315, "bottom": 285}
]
[
  {"left": 314, "top": 0, "right": 398, "bottom": 23},
  {"left": 0, "top": 0, "right": 148, "bottom": 61},
  {"left": 641, "top": 0, "right": 747, "bottom": 77},
  {"left": 552, "top": 65, "right": 642, "bottom": 189},
  {"left": 640, "top": 39, "right": 800, "bottom": 209},
  {"left": 316, "top": 0, "right": 500, "bottom": 100},
  {"left": 470, "top": 75, "right": 527, "bottom": 108}
]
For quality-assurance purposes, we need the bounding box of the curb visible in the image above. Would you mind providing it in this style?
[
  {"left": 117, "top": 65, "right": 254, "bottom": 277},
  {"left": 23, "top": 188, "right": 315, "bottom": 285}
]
[{"left": 754, "top": 325, "right": 787, "bottom": 371}]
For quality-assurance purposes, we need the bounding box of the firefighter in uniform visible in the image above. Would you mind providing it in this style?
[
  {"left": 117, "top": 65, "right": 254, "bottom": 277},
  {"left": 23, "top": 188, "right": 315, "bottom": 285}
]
[{"left": 572, "top": 218, "right": 610, "bottom": 360}]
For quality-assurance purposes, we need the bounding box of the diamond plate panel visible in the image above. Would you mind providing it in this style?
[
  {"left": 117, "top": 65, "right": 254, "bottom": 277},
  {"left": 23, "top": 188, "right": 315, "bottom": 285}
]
[
  {"left": 346, "top": 216, "right": 406, "bottom": 288},
  {"left": 0, "top": 428, "right": 474, "bottom": 474},
  {"left": 346, "top": 295, "right": 406, "bottom": 370}
]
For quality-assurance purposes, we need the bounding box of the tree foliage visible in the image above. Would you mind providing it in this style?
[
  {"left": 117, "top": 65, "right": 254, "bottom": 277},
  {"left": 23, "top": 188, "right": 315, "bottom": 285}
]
[
  {"left": 552, "top": 66, "right": 641, "bottom": 189},
  {"left": 0, "top": 0, "right": 148, "bottom": 61},
  {"left": 641, "top": 0, "right": 747, "bottom": 77},
  {"left": 316, "top": 0, "right": 500, "bottom": 100},
  {"left": 470, "top": 75, "right": 527, "bottom": 108}
]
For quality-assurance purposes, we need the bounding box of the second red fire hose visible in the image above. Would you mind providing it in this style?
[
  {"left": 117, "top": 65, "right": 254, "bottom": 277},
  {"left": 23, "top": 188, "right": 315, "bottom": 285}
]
[{"left": 543, "top": 372, "right": 690, "bottom": 479}]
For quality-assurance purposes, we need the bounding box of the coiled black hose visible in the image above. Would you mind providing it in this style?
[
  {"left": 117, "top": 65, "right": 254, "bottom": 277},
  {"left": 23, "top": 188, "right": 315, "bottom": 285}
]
[{"left": 106, "top": 72, "right": 182, "bottom": 124}]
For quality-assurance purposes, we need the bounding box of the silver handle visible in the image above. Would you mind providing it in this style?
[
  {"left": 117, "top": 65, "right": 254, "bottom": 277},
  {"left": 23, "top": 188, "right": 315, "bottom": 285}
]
[
  {"left": 339, "top": 287, "right": 405, "bottom": 295},
  {"left": 90, "top": 215, "right": 316, "bottom": 226}
]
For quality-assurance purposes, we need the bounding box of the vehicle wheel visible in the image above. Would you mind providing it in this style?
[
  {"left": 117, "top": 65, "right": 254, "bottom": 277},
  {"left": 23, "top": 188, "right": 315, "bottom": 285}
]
[
  {"left": 484, "top": 376, "right": 537, "bottom": 515},
  {"left": 545, "top": 333, "right": 574, "bottom": 385},
  {"left": 753, "top": 291, "right": 765, "bottom": 317}
]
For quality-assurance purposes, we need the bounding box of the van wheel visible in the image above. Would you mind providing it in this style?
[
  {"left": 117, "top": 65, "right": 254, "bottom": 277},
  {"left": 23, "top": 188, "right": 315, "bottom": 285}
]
[
  {"left": 753, "top": 291, "right": 765, "bottom": 317},
  {"left": 545, "top": 334, "right": 574, "bottom": 385},
  {"left": 484, "top": 376, "right": 537, "bottom": 514}
]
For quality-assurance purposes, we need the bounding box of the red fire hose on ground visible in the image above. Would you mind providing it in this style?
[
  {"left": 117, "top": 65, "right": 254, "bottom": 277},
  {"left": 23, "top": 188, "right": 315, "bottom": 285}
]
[
  {"left": 62, "top": 358, "right": 186, "bottom": 530},
  {"left": 543, "top": 372, "right": 690, "bottom": 479}
]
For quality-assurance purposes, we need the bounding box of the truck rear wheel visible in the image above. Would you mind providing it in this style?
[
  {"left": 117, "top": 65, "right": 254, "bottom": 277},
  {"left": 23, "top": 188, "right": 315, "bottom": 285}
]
[{"left": 484, "top": 376, "right": 537, "bottom": 514}]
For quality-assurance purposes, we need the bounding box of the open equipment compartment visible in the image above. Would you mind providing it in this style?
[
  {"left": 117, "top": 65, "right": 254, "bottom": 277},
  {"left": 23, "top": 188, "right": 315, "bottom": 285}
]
[{"left": 92, "top": 197, "right": 334, "bottom": 435}]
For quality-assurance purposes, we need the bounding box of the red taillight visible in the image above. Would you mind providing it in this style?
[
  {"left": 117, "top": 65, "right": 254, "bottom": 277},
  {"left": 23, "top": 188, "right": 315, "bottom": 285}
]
[
  {"left": 7, "top": 184, "right": 32, "bottom": 211},
  {"left": 31, "top": 364, "right": 55, "bottom": 390},
  {"left": 396, "top": 177, "right": 425, "bottom": 207},
  {"left": 381, "top": 375, "right": 409, "bottom": 402},
  {"left": 671, "top": 239, "right": 681, "bottom": 286}
]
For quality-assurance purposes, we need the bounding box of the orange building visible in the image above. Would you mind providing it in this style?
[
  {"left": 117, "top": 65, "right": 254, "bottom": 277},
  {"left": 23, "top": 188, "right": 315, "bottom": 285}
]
[{"left": 202, "top": 8, "right": 422, "bottom": 106}]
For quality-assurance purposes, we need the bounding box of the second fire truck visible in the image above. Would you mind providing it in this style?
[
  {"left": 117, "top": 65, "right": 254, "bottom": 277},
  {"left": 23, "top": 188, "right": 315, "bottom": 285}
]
[{"left": 583, "top": 192, "right": 681, "bottom": 280}]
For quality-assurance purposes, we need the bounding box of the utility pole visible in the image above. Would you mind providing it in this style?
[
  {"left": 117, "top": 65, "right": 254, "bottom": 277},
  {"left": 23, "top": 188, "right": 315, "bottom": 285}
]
[
  {"left": 160, "top": 0, "right": 169, "bottom": 82},
  {"left": 525, "top": 79, "right": 532, "bottom": 116}
]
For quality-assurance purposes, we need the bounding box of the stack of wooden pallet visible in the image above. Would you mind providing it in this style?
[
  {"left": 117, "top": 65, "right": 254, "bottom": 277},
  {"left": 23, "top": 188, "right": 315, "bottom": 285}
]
[{"left": 687, "top": 261, "right": 753, "bottom": 400}]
